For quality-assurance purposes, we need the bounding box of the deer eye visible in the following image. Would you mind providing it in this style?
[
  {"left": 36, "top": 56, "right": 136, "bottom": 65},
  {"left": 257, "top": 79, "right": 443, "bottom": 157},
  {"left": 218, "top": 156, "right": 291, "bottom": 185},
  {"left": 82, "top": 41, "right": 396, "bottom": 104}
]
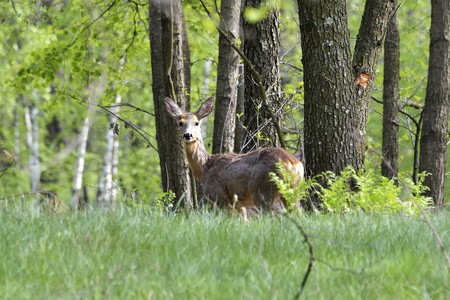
[
  {"left": 194, "top": 122, "right": 199, "bottom": 126},
  {"left": 178, "top": 122, "right": 183, "bottom": 127}
]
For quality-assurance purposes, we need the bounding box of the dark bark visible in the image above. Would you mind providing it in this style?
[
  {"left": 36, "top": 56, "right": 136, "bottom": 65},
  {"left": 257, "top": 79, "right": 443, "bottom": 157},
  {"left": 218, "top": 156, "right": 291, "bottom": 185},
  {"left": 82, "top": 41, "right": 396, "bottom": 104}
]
[
  {"left": 212, "top": 0, "right": 241, "bottom": 154},
  {"left": 419, "top": 0, "right": 450, "bottom": 207},
  {"left": 297, "top": 0, "right": 394, "bottom": 178},
  {"left": 149, "top": 0, "right": 193, "bottom": 208},
  {"left": 242, "top": 0, "right": 282, "bottom": 152},
  {"left": 352, "top": 0, "right": 395, "bottom": 166},
  {"left": 382, "top": 0, "right": 400, "bottom": 179},
  {"left": 298, "top": 0, "right": 357, "bottom": 177},
  {"left": 234, "top": 64, "right": 245, "bottom": 153},
  {"left": 234, "top": 0, "right": 246, "bottom": 153}
]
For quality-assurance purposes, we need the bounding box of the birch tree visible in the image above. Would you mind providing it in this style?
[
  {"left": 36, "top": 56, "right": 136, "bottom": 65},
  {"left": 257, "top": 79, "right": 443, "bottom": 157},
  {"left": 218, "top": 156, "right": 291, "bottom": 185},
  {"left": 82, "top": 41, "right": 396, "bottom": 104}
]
[
  {"left": 25, "top": 103, "right": 41, "bottom": 213},
  {"left": 96, "top": 92, "right": 121, "bottom": 210},
  {"left": 71, "top": 115, "right": 90, "bottom": 210}
]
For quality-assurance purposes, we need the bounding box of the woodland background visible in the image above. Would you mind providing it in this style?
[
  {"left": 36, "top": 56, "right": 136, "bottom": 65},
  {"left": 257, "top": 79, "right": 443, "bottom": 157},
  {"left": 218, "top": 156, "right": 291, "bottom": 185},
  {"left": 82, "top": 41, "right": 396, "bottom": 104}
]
[{"left": 0, "top": 0, "right": 446, "bottom": 211}]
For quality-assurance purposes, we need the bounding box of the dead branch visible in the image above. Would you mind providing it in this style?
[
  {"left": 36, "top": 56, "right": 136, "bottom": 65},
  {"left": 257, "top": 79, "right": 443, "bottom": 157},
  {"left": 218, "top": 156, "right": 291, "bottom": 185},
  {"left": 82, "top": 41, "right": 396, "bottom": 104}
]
[
  {"left": 65, "top": 92, "right": 158, "bottom": 152},
  {"left": 284, "top": 214, "right": 315, "bottom": 299},
  {"left": 0, "top": 149, "right": 14, "bottom": 179},
  {"left": 415, "top": 206, "right": 450, "bottom": 269}
]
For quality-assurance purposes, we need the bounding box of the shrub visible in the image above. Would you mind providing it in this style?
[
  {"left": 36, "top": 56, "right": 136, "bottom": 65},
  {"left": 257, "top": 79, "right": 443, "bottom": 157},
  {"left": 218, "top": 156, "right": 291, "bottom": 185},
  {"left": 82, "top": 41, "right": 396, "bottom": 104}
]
[{"left": 270, "top": 164, "right": 433, "bottom": 215}]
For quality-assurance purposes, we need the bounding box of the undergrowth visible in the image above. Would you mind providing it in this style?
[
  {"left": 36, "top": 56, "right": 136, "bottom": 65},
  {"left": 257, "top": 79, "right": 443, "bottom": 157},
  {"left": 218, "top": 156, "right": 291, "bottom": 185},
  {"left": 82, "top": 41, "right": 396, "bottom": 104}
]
[{"left": 270, "top": 164, "right": 433, "bottom": 215}]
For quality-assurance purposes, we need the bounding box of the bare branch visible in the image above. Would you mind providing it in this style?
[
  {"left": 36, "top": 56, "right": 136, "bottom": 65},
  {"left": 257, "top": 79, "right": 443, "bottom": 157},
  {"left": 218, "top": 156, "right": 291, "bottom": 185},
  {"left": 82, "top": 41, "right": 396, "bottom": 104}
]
[
  {"left": 400, "top": 75, "right": 428, "bottom": 110},
  {"left": 65, "top": 92, "right": 158, "bottom": 152},
  {"left": 67, "top": 0, "right": 118, "bottom": 48},
  {"left": 104, "top": 103, "right": 155, "bottom": 116},
  {"left": 420, "top": 211, "right": 450, "bottom": 269},
  {"left": 284, "top": 214, "right": 315, "bottom": 299}
]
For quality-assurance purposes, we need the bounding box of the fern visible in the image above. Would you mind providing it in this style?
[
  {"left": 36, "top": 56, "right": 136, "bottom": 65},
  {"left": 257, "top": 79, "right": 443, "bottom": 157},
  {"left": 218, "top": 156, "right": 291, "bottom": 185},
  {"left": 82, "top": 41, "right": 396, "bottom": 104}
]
[{"left": 270, "top": 163, "right": 433, "bottom": 215}]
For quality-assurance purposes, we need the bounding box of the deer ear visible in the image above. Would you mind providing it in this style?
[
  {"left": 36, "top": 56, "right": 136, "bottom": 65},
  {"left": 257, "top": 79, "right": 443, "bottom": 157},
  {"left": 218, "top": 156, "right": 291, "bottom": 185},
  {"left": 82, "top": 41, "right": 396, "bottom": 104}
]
[
  {"left": 195, "top": 97, "right": 214, "bottom": 120},
  {"left": 164, "top": 97, "right": 183, "bottom": 119}
]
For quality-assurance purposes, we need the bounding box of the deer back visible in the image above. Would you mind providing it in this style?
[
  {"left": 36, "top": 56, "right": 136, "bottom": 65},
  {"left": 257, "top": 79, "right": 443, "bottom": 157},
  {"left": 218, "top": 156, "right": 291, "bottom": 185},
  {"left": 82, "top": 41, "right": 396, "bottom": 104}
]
[{"left": 200, "top": 148, "right": 303, "bottom": 209}]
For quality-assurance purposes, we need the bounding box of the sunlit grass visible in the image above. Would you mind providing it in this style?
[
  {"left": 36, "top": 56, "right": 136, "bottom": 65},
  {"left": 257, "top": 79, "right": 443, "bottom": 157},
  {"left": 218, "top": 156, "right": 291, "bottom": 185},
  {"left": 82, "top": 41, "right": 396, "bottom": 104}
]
[{"left": 1, "top": 206, "right": 449, "bottom": 299}]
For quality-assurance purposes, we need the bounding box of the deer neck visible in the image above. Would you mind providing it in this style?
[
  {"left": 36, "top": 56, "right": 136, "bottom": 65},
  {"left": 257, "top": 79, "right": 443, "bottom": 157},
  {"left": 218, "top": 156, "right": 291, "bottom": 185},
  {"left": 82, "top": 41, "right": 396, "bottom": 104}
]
[{"left": 184, "top": 138, "right": 210, "bottom": 181}]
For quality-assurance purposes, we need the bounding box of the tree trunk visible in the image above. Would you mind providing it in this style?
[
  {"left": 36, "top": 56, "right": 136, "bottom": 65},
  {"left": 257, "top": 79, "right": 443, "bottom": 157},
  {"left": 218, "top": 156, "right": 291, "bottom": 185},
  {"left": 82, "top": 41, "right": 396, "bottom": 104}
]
[
  {"left": 25, "top": 104, "right": 41, "bottom": 213},
  {"left": 96, "top": 92, "right": 121, "bottom": 210},
  {"left": 298, "top": 0, "right": 394, "bottom": 178},
  {"left": 96, "top": 119, "right": 115, "bottom": 210},
  {"left": 352, "top": 0, "right": 395, "bottom": 166},
  {"left": 111, "top": 95, "right": 121, "bottom": 205},
  {"left": 382, "top": 0, "right": 400, "bottom": 179},
  {"left": 234, "top": 63, "right": 245, "bottom": 153},
  {"left": 234, "top": 0, "right": 246, "bottom": 153},
  {"left": 212, "top": 0, "right": 241, "bottom": 154},
  {"left": 419, "top": 0, "right": 450, "bottom": 207},
  {"left": 242, "top": 0, "right": 282, "bottom": 152},
  {"left": 14, "top": 102, "right": 20, "bottom": 168},
  {"left": 149, "top": 0, "right": 193, "bottom": 209},
  {"left": 298, "top": 1, "right": 357, "bottom": 176},
  {"left": 71, "top": 116, "right": 90, "bottom": 210}
]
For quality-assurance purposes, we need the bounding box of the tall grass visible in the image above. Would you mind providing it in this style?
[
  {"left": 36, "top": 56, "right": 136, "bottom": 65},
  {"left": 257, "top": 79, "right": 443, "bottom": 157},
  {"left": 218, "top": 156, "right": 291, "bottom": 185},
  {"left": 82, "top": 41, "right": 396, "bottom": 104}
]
[{"left": 1, "top": 206, "right": 449, "bottom": 299}]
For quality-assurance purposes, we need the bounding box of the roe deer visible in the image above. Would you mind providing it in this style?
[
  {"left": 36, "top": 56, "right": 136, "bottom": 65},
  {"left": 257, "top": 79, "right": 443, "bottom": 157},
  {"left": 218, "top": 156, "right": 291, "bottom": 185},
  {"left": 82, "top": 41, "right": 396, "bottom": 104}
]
[{"left": 164, "top": 97, "right": 304, "bottom": 217}]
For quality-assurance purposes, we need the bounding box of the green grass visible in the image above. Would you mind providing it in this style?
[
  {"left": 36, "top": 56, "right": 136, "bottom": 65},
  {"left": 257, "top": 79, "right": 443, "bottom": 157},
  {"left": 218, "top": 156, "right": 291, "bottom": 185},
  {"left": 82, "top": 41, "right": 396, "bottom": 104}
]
[{"left": 1, "top": 206, "right": 449, "bottom": 299}]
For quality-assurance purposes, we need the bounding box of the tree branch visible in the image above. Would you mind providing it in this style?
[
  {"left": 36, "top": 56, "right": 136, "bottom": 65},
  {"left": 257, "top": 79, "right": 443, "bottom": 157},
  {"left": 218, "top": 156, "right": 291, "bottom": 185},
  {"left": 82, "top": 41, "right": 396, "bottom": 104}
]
[
  {"left": 420, "top": 210, "right": 450, "bottom": 269},
  {"left": 285, "top": 214, "right": 314, "bottom": 299},
  {"left": 104, "top": 103, "right": 155, "bottom": 116},
  {"left": 65, "top": 92, "right": 158, "bottom": 152},
  {"left": 67, "top": 0, "right": 118, "bottom": 48}
]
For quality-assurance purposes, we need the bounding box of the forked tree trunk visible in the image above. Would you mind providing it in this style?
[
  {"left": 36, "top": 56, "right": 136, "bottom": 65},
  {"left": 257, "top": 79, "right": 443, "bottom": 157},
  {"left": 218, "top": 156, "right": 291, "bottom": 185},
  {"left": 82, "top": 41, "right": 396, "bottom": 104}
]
[
  {"left": 419, "top": 0, "right": 450, "bottom": 207},
  {"left": 352, "top": 0, "right": 395, "bottom": 166},
  {"left": 298, "top": 0, "right": 394, "bottom": 178},
  {"left": 149, "top": 0, "right": 193, "bottom": 208},
  {"left": 212, "top": 0, "right": 241, "bottom": 154},
  {"left": 242, "top": 0, "right": 282, "bottom": 152},
  {"left": 382, "top": 0, "right": 400, "bottom": 179}
]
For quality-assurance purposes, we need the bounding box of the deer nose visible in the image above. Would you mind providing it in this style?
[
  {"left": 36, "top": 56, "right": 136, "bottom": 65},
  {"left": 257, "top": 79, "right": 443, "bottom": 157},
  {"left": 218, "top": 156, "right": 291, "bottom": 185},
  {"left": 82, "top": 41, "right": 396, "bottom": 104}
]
[{"left": 183, "top": 133, "right": 193, "bottom": 140}]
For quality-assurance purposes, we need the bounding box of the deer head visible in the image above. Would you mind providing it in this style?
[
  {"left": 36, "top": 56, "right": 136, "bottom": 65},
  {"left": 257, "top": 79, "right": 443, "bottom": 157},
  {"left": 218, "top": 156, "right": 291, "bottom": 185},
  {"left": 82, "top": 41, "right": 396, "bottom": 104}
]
[{"left": 164, "top": 97, "right": 214, "bottom": 144}]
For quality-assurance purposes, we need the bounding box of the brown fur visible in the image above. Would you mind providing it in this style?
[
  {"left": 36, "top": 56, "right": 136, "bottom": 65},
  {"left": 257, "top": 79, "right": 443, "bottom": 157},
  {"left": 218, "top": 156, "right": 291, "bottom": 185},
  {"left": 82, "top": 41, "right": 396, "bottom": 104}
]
[{"left": 164, "top": 97, "right": 304, "bottom": 214}]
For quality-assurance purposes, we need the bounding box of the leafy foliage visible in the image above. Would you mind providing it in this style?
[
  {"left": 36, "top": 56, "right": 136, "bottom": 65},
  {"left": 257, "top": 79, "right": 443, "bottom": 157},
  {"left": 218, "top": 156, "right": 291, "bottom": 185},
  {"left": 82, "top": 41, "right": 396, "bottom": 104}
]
[{"left": 271, "top": 163, "right": 433, "bottom": 215}]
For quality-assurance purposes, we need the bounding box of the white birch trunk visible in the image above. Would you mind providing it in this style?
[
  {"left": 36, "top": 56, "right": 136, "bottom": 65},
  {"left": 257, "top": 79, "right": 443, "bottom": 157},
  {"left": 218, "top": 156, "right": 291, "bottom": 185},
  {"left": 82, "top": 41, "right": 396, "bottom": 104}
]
[
  {"left": 111, "top": 92, "right": 121, "bottom": 204},
  {"left": 71, "top": 116, "right": 90, "bottom": 210},
  {"left": 26, "top": 105, "right": 41, "bottom": 213},
  {"left": 96, "top": 92, "right": 121, "bottom": 210},
  {"left": 14, "top": 103, "right": 20, "bottom": 168},
  {"left": 96, "top": 122, "right": 114, "bottom": 210}
]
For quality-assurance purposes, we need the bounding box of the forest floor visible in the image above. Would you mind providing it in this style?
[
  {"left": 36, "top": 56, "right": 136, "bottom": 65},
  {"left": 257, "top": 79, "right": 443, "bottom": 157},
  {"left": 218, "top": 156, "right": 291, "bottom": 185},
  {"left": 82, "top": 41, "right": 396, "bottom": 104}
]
[{"left": 1, "top": 205, "right": 449, "bottom": 299}]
